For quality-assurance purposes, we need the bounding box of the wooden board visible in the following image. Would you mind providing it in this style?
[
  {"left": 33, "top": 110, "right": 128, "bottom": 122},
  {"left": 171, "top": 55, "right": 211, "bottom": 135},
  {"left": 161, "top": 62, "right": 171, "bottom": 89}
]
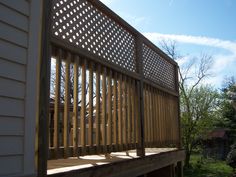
[{"left": 47, "top": 149, "right": 184, "bottom": 177}]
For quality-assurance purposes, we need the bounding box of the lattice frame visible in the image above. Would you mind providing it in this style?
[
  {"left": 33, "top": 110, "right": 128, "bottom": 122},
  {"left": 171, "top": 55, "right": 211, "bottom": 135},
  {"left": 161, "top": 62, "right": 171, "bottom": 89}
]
[
  {"left": 142, "top": 44, "right": 176, "bottom": 90},
  {"left": 52, "top": 0, "right": 137, "bottom": 72}
]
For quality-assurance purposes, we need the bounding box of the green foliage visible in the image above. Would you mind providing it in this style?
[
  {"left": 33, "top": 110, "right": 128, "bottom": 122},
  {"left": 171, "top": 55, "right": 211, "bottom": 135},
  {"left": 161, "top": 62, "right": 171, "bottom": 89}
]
[
  {"left": 159, "top": 40, "right": 224, "bottom": 167},
  {"left": 226, "top": 143, "right": 236, "bottom": 169},
  {"left": 181, "top": 85, "right": 219, "bottom": 166},
  {"left": 184, "top": 154, "right": 233, "bottom": 177},
  {"left": 215, "top": 76, "right": 236, "bottom": 145}
]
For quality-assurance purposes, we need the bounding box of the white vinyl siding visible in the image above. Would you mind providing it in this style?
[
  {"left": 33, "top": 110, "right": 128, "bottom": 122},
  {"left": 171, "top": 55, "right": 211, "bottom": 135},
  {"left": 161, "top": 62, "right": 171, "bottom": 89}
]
[
  {"left": 0, "top": 0, "right": 41, "bottom": 177},
  {"left": 0, "top": 136, "right": 24, "bottom": 156},
  {"left": 0, "top": 116, "right": 24, "bottom": 136},
  {"left": 0, "top": 97, "right": 25, "bottom": 117},
  {"left": 0, "top": 0, "right": 29, "bottom": 16},
  {"left": 0, "top": 3, "right": 28, "bottom": 31},
  {"left": 0, "top": 156, "right": 24, "bottom": 176},
  {"left": 0, "top": 59, "right": 26, "bottom": 82},
  {"left": 0, "top": 21, "right": 28, "bottom": 47},
  {"left": 0, "top": 78, "right": 25, "bottom": 99},
  {"left": 0, "top": 40, "right": 27, "bottom": 64}
]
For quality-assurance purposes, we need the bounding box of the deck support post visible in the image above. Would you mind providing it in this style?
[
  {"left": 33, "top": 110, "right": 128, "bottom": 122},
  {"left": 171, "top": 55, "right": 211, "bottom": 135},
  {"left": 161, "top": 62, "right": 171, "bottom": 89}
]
[{"left": 177, "top": 161, "right": 184, "bottom": 177}]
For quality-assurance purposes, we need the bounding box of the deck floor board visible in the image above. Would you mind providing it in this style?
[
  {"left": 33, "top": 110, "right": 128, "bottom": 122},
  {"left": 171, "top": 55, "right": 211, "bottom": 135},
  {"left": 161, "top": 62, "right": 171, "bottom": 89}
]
[{"left": 47, "top": 148, "right": 177, "bottom": 175}]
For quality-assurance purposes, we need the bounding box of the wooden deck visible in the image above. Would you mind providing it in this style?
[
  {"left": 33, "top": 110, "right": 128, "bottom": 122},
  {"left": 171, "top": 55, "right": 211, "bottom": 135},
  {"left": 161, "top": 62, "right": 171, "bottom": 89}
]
[{"left": 47, "top": 148, "right": 183, "bottom": 176}]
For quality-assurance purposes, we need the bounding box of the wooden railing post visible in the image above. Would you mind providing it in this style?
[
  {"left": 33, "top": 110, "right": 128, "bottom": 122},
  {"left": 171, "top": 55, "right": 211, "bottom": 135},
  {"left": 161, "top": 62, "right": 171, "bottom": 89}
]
[
  {"left": 135, "top": 36, "right": 145, "bottom": 157},
  {"left": 38, "top": 0, "right": 51, "bottom": 176}
]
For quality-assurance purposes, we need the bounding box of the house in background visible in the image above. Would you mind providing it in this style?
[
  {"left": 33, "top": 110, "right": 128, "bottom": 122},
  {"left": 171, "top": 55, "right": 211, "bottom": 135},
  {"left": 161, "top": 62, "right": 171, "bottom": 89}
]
[
  {"left": 202, "top": 129, "right": 229, "bottom": 160},
  {"left": 0, "top": 0, "right": 184, "bottom": 177}
]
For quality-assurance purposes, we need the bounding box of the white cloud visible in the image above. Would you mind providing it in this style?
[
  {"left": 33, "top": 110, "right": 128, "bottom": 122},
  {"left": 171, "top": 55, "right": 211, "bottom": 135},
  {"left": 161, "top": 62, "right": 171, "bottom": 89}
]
[
  {"left": 213, "top": 54, "right": 235, "bottom": 73},
  {"left": 143, "top": 33, "right": 236, "bottom": 55}
]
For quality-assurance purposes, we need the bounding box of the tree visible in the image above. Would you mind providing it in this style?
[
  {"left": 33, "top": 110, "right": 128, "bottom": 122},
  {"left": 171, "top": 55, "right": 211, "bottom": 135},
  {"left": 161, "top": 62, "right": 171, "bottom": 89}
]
[
  {"left": 215, "top": 77, "right": 236, "bottom": 145},
  {"left": 181, "top": 85, "right": 219, "bottom": 165},
  {"left": 216, "top": 79, "right": 236, "bottom": 175},
  {"left": 224, "top": 77, "right": 236, "bottom": 110},
  {"left": 227, "top": 143, "right": 236, "bottom": 171},
  {"left": 160, "top": 40, "right": 219, "bottom": 167}
]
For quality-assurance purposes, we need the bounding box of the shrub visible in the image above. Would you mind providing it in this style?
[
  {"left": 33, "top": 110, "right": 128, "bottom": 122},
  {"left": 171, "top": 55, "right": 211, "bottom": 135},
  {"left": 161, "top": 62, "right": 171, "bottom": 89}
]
[{"left": 226, "top": 143, "right": 236, "bottom": 170}]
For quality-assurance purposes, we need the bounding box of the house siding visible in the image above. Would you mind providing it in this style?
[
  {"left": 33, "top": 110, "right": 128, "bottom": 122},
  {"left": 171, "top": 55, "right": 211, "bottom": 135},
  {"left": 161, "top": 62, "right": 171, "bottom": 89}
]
[{"left": 0, "top": 0, "right": 42, "bottom": 176}]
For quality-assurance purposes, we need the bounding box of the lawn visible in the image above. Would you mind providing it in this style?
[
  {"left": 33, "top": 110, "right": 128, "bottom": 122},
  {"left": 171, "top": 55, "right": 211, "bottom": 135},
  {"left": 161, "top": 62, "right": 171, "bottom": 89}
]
[{"left": 184, "top": 154, "right": 234, "bottom": 177}]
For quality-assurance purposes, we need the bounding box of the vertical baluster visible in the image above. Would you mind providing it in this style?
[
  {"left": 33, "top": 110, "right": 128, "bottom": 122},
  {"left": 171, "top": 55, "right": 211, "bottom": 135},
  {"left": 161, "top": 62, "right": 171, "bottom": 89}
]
[
  {"left": 166, "top": 94, "right": 169, "bottom": 144},
  {"left": 53, "top": 48, "right": 61, "bottom": 158},
  {"left": 160, "top": 91, "right": 164, "bottom": 145},
  {"left": 175, "top": 97, "right": 179, "bottom": 145},
  {"left": 154, "top": 89, "right": 158, "bottom": 146},
  {"left": 169, "top": 96, "right": 173, "bottom": 145},
  {"left": 80, "top": 59, "right": 87, "bottom": 155},
  {"left": 102, "top": 67, "right": 107, "bottom": 153},
  {"left": 162, "top": 92, "right": 166, "bottom": 145},
  {"left": 151, "top": 87, "right": 156, "bottom": 147},
  {"left": 157, "top": 91, "right": 161, "bottom": 145},
  {"left": 107, "top": 69, "right": 112, "bottom": 150},
  {"left": 164, "top": 93, "right": 168, "bottom": 145},
  {"left": 95, "top": 64, "right": 101, "bottom": 153},
  {"left": 88, "top": 61, "right": 94, "bottom": 152},
  {"left": 123, "top": 75, "right": 127, "bottom": 150},
  {"left": 131, "top": 79, "right": 136, "bottom": 147},
  {"left": 136, "top": 81, "right": 143, "bottom": 154},
  {"left": 113, "top": 72, "right": 118, "bottom": 151},
  {"left": 136, "top": 81, "right": 140, "bottom": 147},
  {"left": 171, "top": 96, "right": 174, "bottom": 144},
  {"left": 157, "top": 91, "right": 160, "bottom": 145},
  {"left": 64, "top": 52, "right": 70, "bottom": 158},
  {"left": 144, "top": 85, "right": 148, "bottom": 146},
  {"left": 172, "top": 96, "right": 175, "bottom": 145},
  {"left": 127, "top": 77, "right": 131, "bottom": 148},
  {"left": 73, "top": 56, "right": 79, "bottom": 157},
  {"left": 148, "top": 86, "right": 152, "bottom": 146},
  {"left": 146, "top": 85, "right": 149, "bottom": 146},
  {"left": 118, "top": 73, "right": 123, "bottom": 150},
  {"left": 147, "top": 85, "right": 150, "bottom": 146}
]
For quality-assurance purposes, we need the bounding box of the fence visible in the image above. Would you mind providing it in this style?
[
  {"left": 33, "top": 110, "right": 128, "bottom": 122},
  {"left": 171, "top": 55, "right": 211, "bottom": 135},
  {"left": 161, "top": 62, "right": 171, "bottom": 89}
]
[{"left": 48, "top": 0, "right": 180, "bottom": 159}]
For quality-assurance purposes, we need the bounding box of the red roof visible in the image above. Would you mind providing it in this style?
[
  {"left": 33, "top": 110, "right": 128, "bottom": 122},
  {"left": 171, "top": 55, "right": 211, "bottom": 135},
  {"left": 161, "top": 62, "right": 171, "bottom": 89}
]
[{"left": 208, "top": 129, "right": 227, "bottom": 139}]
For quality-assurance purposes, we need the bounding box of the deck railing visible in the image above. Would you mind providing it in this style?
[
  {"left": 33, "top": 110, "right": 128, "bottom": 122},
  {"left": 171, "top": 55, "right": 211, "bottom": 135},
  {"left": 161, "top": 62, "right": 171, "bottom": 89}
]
[{"left": 48, "top": 0, "right": 180, "bottom": 159}]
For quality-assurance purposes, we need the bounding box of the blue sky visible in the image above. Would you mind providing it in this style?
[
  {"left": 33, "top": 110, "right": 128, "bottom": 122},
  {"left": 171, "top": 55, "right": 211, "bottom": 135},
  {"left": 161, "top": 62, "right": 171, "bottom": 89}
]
[{"left": 100, "top": 0, "right": 236, "bottom": 89}]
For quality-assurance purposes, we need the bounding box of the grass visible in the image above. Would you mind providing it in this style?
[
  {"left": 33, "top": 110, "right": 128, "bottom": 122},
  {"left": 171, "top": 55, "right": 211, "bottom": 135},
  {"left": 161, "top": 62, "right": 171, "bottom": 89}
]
[{"left": 184, "top": 154, "right": 234, "bottom": 177}]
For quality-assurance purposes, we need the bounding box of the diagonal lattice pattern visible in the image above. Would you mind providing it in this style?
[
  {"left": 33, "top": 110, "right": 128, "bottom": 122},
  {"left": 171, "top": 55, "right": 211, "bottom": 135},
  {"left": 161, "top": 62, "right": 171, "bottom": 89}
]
[
  {"left": 142, "top": 44, "right": 176, "bottom": 90},
  {"left": 51, "top": 0, "right": 137, "bottom": 72}
]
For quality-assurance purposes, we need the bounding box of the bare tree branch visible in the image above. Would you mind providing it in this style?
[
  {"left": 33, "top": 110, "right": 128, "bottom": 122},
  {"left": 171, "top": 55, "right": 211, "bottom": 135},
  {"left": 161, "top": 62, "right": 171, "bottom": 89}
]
[{"left": 159, "top": 39, "right": 215, "bottom": 167}]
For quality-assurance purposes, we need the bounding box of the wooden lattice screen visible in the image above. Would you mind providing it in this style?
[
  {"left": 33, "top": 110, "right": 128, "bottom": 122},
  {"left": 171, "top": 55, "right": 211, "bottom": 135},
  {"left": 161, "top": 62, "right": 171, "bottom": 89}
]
[
  {"left": 52, "top": 0, "right": 137, "bottom": 72},
  {"left": 48, "top": 0, "right": 180, "bottom": 159}
]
